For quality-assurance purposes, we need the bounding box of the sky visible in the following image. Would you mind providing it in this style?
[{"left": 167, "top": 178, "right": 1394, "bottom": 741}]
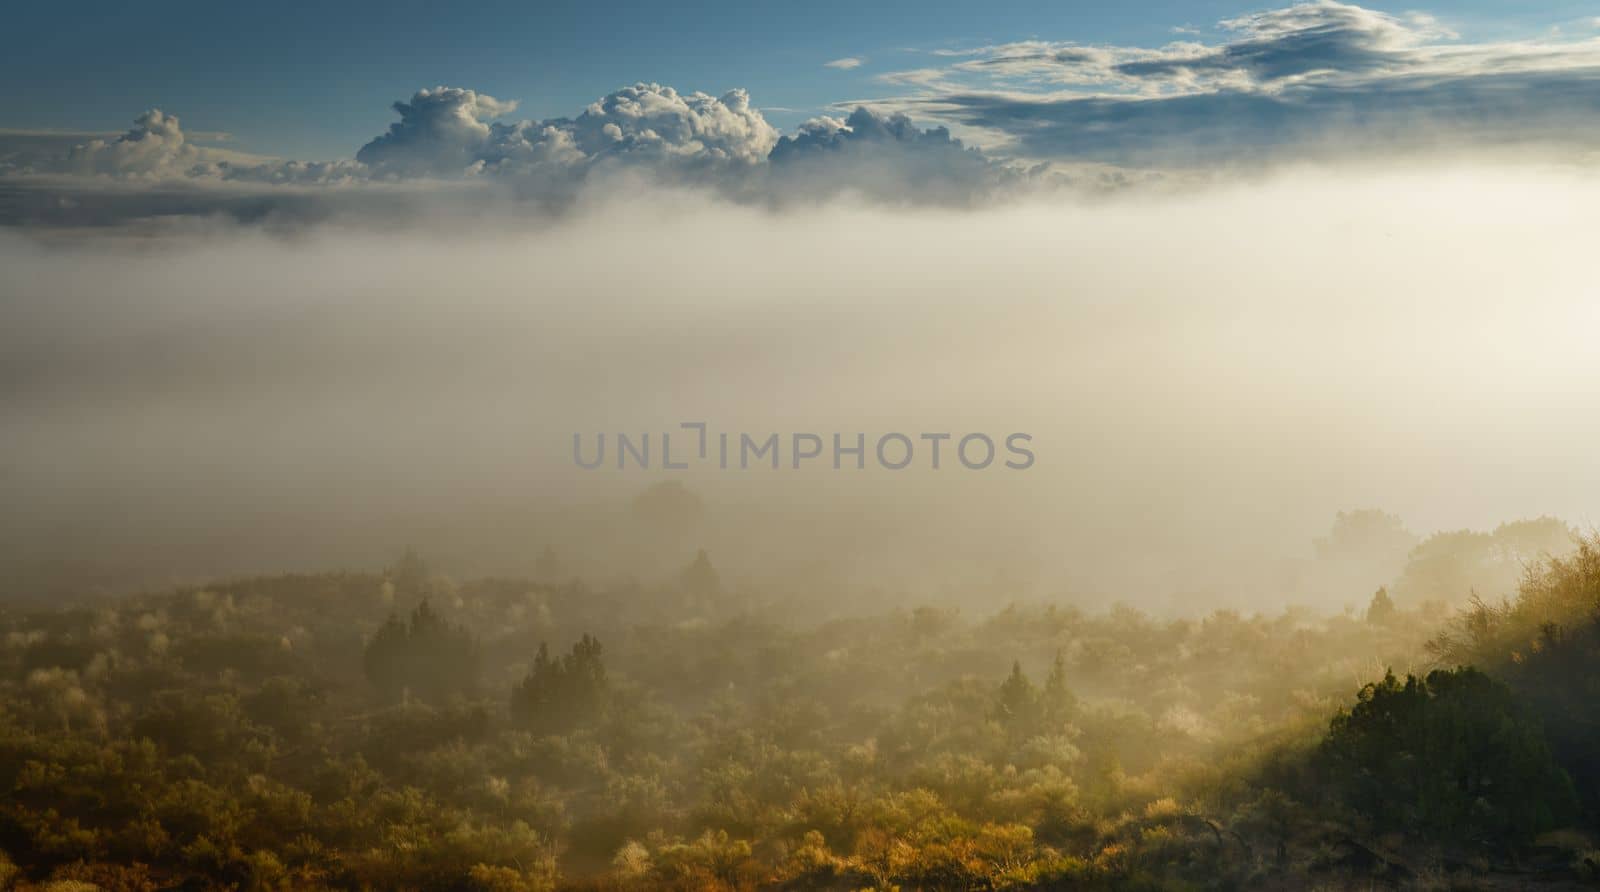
[
  {"left": 5, "top": 0, "right": 1600, "bottom": 163},
  {"left": 3, "top": 2, "right": 1600, "bottom": 605}
]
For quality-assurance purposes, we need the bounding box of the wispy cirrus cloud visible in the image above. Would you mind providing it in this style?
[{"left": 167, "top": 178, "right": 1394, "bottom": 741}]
[{"left": 825, "top": 57, "right": 864, "bottom": 70}]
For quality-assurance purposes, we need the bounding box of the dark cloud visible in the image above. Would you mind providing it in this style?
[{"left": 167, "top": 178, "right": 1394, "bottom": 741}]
[
  {"left": 767, "top": 107, "right": 1033, "bottom": 204},
  {"left": 0, "top": 129, "right": 115, "bottom": 176},
  {"left": 891, "top": 0, "right": 1600, "bottom": 165},
  {"left": 918, "top": 67, "right": 1600, "bottom": 166},
  {"left": 1114, "top": 1, "right": 1432, "bottom": 83}
]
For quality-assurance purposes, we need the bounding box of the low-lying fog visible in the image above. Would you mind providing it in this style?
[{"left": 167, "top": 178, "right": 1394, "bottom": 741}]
[{"left": 3, "top": 161, "right": 1598, "bottom": 610}]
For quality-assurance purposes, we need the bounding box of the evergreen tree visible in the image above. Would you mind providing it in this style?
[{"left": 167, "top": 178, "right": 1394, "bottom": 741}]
[
  {"left": 994, "top": 660, "right": 1040, "bottom": 735},
  {"left": 1043, "top": 649, "right": 1077, "bottom": 723},
  {"left": 511, "top": 634, "right": 610, "bottom": 732},
  {"left": 361, "top": 599, "right": 480, "bottom": 704},
  {"left": 1321, "top": 667, "right": 1576, "bottom": 847},
  {"left": 680, "top": 549, "right": 721, "bottom": 596},
  {"left": 1365, "top": 586, "right": 1396, "bottom": 624}
]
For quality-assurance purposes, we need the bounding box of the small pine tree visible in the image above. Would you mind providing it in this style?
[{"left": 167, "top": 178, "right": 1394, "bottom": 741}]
[
  {"left": 680, "top": 549, "right": 722, "bottom": 595},
  {"left": 1366, "top": 586, "right": 1396, "bottom": 624},
  {"left": 1043, "top": 649, "right": 1077, "bottom": 722},
  {"left": 511, "top": 634, "right": 610, "bottom": 732},
  {"left": 362, "top": 599, "right": 479, "bottom": 704},
  {"left": 995, "top": 660, "right": 1040, "bottom": 734},
  {"left": 362, "top": 613, "right": 411, "bottom": 701}
]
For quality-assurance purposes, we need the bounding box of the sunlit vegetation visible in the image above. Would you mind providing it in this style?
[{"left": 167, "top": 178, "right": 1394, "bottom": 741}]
[{"left": 1, "top": 534, "right": 1598, "bottom": 889}]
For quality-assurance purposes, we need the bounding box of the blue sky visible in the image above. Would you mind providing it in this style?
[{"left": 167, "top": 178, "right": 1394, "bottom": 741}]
[{"left": 6, "top": 0, "right": 1598, "bottom": 160}]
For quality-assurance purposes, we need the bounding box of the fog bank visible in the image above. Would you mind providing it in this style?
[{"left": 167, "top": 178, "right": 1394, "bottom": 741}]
[{"left": 3, "top": 161, "right": 1597, "bottom": 610}]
